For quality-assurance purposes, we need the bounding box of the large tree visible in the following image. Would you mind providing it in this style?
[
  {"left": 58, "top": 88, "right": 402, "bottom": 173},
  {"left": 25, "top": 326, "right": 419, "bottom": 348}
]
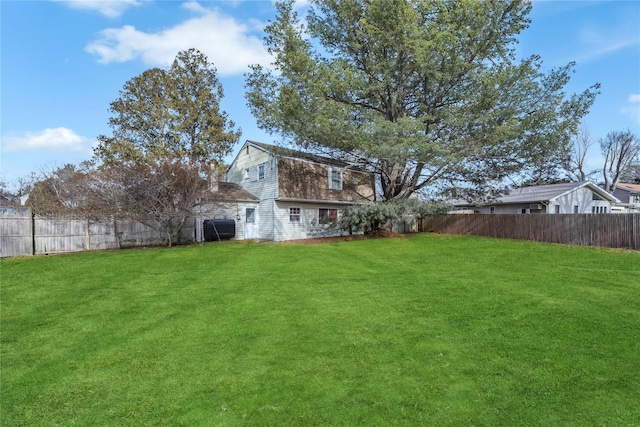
[
  {"left": 562, "top": 125, "right": 596, "bottom": 182},
  {"left": 92, "top": 49, "right": 240, "bottom": 245},
  {"left": 246, "top": 0, "right": 599, "bottom": 201},
  {"left": 600, "top": 130, "right": 640, "bottom": 192},
  {"left": 95, "top": 48, "right": 240, "bottom": 165}
]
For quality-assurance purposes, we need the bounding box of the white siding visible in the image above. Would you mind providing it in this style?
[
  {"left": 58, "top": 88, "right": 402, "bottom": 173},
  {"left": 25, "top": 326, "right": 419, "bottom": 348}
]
[
  {"left": 227, "top": 142, "right": 279, "bottom": 240},
  {"left": 226, "top": 143, "right": 278, "bottom": 202},
  {"left": 194, "top": 202, "right": 249, "bottom": 241},
  {"left": 551, "top": 187, "right": 612, "bottom": 214},
  {"left": 273, "top": 201, "right": 349, "bottom": 241},
  {"left": 475, "top": 187, "right": 614, "bottom": 214}
]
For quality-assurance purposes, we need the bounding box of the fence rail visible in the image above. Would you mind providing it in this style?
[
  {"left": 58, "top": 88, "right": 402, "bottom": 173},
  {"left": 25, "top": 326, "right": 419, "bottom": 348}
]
[
  {"left": 421, "top": 214, "right": 639, "bottom": 250},
  {"left": 1, "top": 211, "right": 195, "bottom": 257}
]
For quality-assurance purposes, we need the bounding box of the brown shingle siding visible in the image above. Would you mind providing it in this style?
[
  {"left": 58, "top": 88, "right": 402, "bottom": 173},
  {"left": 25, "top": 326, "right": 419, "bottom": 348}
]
[{"left": 277, "top": 158, "right": 374, "bottom": 202}]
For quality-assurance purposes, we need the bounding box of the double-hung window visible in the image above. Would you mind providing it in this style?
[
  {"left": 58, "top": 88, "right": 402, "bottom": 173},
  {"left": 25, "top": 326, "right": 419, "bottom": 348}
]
[
  {"left": 258, "top": 163, "right": 266, "bottom": 180},
  {"left": 289, "top": 207, "right": 301, "bottom": 222},
  {"left": 328, "top": 167, "right": 342, "bottom": 190},
  {"left": 318, "top": 208, "right": 338, "bottom": 225}
]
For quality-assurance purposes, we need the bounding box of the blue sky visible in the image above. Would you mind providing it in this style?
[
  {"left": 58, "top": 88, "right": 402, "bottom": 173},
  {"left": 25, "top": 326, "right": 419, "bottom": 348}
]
[{"left": 1, "top": 0, "right": 639, "bottom": 188}]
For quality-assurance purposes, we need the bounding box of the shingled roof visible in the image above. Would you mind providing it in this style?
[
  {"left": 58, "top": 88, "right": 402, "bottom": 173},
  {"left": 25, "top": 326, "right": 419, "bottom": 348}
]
[
  {"left": 202, "top": 182, "right": 259, "bottom": 203},
  {"left": 247, "top": 140, "right": 351, "bottom": 168},
  {"left": 495, "top": 181, "right": 617, "bottom": 204},
  {"left": 616, "top": 183, "right": 640, "bottom": 193}
]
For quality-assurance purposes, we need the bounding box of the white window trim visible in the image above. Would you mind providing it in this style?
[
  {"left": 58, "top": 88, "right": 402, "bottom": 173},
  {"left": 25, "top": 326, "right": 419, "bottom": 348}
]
[
  {"left": 289, "top": 207, "right": 301, "bottom": 222},
  {"left": 258, "top": 163, "right": 266, "bottom": 181},
  {"left": 329, "top": 167, "right": 342, "bottom": 190},
  {"left": 318, "top": 208, "right": 339, "bottom": 225}
]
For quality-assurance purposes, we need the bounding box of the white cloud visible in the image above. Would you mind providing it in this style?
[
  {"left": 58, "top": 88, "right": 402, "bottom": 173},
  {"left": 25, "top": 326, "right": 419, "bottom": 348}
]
[
  {"left": 574, "top": 16, "right": 640, "bottom": 64},
  {"left": 628, "top": 94, "right": 640, "bottom": 104},
  {"left": 2, "top": 128, "right": 90, "bottom": 152},
  {"left": 269, "top": 0, "right": 309, "bottom": 8},
  {"left": 85, "top": 2, "right": 272, "bottom": 75},
  {"left": 52, "top": 0, "right": 147, "bottom": 18},
  {"left": 622, "top": 94, "right": 640, "bottom": 125}
]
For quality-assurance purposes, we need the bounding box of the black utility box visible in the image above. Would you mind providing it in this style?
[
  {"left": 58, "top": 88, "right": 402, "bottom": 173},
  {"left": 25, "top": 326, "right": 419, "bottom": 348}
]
[{"left": 203, "top": 219, "right": 236, "bottom": 241}]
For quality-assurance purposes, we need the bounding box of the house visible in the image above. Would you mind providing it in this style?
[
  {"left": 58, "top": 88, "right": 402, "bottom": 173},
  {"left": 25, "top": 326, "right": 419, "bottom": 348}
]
[
  {"left": 217, "top": 140, "right": 376, "bottom": 241},
  {"left": 610, "top": 183, "right": 640, "bottom": 213},
  {"left": 453, "top": 181, "right": 619, "bottom": 214}
]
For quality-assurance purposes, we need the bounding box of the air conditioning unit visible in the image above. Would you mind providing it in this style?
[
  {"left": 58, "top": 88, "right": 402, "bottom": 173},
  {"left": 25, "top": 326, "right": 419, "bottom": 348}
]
[{"left": 529, "top": 204, "right": 543, "bottom": 210}]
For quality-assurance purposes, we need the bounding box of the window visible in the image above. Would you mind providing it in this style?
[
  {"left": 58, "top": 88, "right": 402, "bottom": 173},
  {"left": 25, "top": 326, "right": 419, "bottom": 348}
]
[
  {"left": 258, "top": 163, "right": 265, "bottom": 180},
  {"left": 328, "top": 167, "right": 342, "bottom": 190},
  {"left": 574, "top": 205, "right": 579, "bottom": 214},
  {"left": 319, "top": 208, "right": 338, "bottom": 225},
  {"left": 592, "top": 206, "right": 596, "bottom": 214},
  {"left": 289, "top": 207, "right": 301, "bottom": 222},
  {"left": 244, "top": 168, "right": 250, "bottom": 180},
  {"left": 555, "top": 205, "right": 560, "bottom": 214},
  {"left": 246, "top": 208, "right": 255, "bottom": 223},
  {"left": 490, "top": 206, "right": 495, "bottom": 214}
]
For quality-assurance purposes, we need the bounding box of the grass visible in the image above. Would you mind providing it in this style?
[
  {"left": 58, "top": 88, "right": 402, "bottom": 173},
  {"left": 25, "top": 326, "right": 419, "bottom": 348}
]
[{"left": 1, "top": 234, "right": 639, "bottom": 426}]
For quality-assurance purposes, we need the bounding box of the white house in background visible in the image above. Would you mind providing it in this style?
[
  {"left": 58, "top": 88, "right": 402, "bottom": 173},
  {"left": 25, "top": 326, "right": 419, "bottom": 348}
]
[
  {"left": 610, "top": 183, "right": 640, "bottom": 213},
  {"left": 453, "top": 181, "right": 620, "bottom": 214},
  {"left": 224, "top": 140, "right": 376, "bottom": 241}
]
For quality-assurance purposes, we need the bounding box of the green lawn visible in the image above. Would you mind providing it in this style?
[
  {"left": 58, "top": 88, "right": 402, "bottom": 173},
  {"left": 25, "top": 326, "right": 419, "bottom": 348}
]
[{"left": 1, "top": 234, "right": 639, "bottom": 426}]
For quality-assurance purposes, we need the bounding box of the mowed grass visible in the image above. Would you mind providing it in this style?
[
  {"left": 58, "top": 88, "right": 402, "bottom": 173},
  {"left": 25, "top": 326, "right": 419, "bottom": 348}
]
[{"left": 1, "top": 234, "right": 639, "bottom": 426}]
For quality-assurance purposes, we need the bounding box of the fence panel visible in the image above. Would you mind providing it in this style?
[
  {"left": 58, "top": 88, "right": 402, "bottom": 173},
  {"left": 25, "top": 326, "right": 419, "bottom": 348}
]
[
  {"left": 0, "top": 212, "right": 33, "bottom": 257},
  {"left": 421, "top": 214, "right": 639, "bottom": 250},
  {"left": 34, "top": 217, "right": 88, "bottom": 254},
  {"left": 1, "top": 214, "right": 197, "bottom": 257}
]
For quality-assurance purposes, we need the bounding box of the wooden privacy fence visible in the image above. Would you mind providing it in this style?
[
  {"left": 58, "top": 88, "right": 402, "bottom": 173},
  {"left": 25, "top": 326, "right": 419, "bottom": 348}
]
[
  {"left": 421, "top": 214, "right": 639, "bottom": 250},
  {"left": 1, "top": 211, "right": 195, "bottom": 258}
]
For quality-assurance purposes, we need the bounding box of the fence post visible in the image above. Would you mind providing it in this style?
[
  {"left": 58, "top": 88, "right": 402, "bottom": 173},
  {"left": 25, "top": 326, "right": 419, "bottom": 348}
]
[
  {"left": 86, "top": 218, "right": 91, "bottom": 251},
  {"left": 113, "top": 217, "right": 120, "bottom": 249},
  {"left": 29, "top": 209, "right": 35, "bottom": 255}
]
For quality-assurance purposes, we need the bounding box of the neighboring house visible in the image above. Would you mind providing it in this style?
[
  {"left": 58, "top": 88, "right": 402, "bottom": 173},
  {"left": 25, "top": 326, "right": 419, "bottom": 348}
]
[
  {"left": 454, "top": 181, "right": 619, "bottom": 214},
  {"left": 610, "top": 183, "right": 640, "bottom": 213},
  {"left": 223, "top": 140, "right": 376, "bottom": 241}
]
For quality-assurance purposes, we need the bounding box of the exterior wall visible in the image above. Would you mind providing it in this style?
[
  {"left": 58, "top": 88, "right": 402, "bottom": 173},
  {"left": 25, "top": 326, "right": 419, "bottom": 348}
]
[
  {"left": 551, "top": 187, "right": 611, "bottom": 214},
  {"left": 278, "top": 158, "right": 375, "bottom": 202},
  {"left": 194, "top": 202, "right": 252, "bottom": 241},
  {"left": 613, "top": 187, "right": 632, "bottom": 203},
  {"left": 612, "top": 188, "right": 640, "bottom": 212},
  {"left": 474, "top": 204, "right": 548, "bottom": 214},
  {"left": 272, "top": 201, "right": 350, "bottom": 241},
  {"left": 475, "top": 187, "right": 613, "bottom": 214},
  {"left": 227, "top": 143, "right": 279, "bottom": 240},
  {"left": 226, "top": 144, "right": 278, "bottom": 201}
]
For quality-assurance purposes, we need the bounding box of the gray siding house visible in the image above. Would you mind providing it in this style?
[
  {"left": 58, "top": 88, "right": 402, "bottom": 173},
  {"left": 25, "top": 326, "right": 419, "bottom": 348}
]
[
  {"left": 454, "top": 181, "right": 619, "bottom": 214},
  {"left": 224, "top": 140, "right": 376, "bottom": 241},
  {"left": 611, "top": 183, "right": 640, "bottom": 213}
]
